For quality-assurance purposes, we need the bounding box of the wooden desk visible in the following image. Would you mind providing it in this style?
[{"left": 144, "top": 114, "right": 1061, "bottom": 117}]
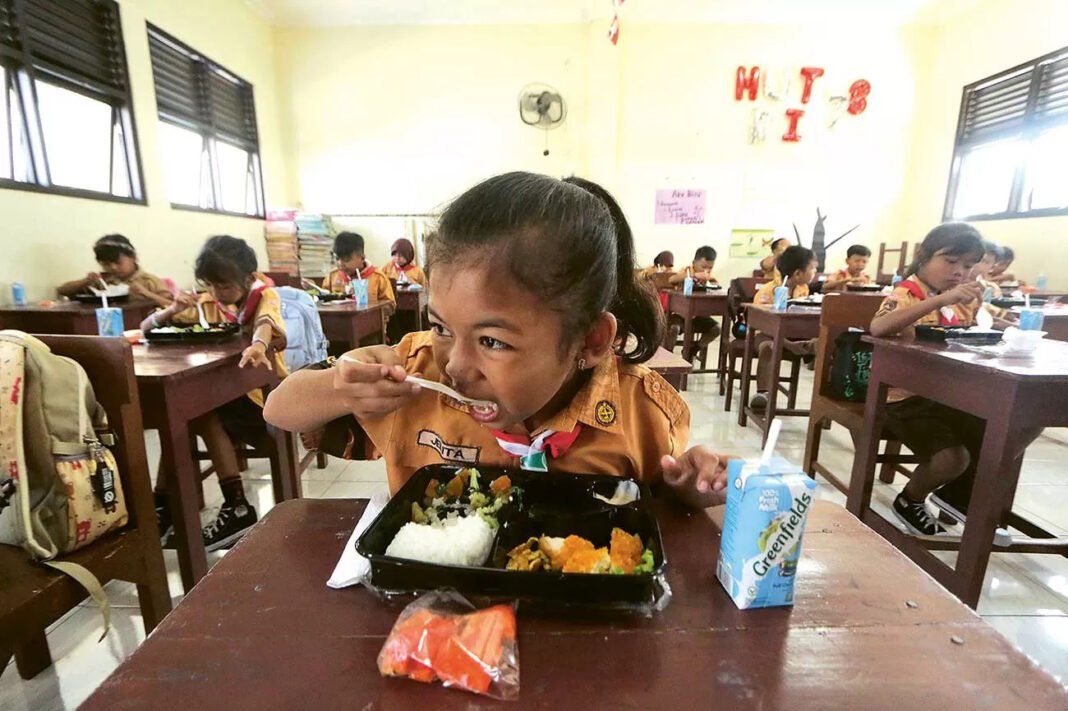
[
  {"left": 1039, "top": 311, "right": 1068, "bottom": 342},
  {"left": 394, "top": 286, "right": 428, "bottom": 332},
  {"left": 82, "top": 498, "right": 1068, "bottom": 710},
  {"left": 133, "top": 341, "right": 300, "bottom": 591},
  {"left": 0, "top": 299, "right": 156, "bottom": 335},
  {"left": 666, "top": 290, "right": 729, "bottom": 380},
  {"left": 847, "top": 336, "right": 1068, "bottom": 608},
  {"left": 317, "top": 300, "right": 389, "bottom": 353},
  {"left": 739, "top": 304, "right": 822, "bottom": 444},
  {"left": 647, "top": 346, "right": 693, "bottom": 391}
]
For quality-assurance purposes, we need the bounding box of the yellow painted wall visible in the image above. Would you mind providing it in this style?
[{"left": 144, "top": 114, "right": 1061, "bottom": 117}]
[
  {"left": 273, "top": 19, "right": 921, "bottom": 280},
  {"left": 899, "top": 0, "right": 1068, "bottom": 288},
  {"left": 0, "top": 0, "right": 289, "bottom": 302}
]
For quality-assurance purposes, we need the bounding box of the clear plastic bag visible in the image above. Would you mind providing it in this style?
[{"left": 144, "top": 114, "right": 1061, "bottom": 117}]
[{"left": 377, "top": 589, "right": 520, "bottom": 700}]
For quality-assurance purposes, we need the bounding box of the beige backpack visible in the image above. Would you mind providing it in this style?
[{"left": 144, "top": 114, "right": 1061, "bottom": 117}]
[{"left": 0, "top": 330, "right": 128, "bottom": 634}]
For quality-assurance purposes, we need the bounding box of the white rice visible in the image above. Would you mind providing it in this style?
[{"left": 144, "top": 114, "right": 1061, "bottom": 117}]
[{"left": 385, "top": 515, "right": 494, "bottom": 567}]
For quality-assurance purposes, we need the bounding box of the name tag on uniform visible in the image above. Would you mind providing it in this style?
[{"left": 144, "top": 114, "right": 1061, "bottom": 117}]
[{"left": 417, "top": 430, "right": 480, "bottom": 464}]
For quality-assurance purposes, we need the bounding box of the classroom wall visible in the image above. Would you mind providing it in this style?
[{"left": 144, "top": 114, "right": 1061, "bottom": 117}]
[
  {"left": 273, "top": 19, "right": 921, "bottom": 280},
  {"left": 898, "top": 0, "right": 1068, "bottom": 288},
  {"left": 0, "top": 0, "right": 290, "bottom": 302}
]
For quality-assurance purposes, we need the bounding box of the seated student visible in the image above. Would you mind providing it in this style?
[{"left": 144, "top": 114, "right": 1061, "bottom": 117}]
[
  {"left": 823, "top": 244, "right": 873, "bottom": 292},
  {"left": 988, "top": 245, "right": 1018, "bottom": 285},
  {"left": 323, "top": 231, "right": 396, "bottom": 315},
  {"left": 383, "top": 238, "right": 427, "bottom": 287},
  {"left": 264, "top": 171, "right": 735, "bottom": 509},
  {"left": 142, "top": 235, "right": 287, "bottom": 549},
  {"left": 640, "top": 250, "right": 675, "bottom": 279},
  {"left": 758, "top": 237, "right": 790, "bottom": 279},
  {"left": 869, "top": 223, "right": 1041, "bottom": 535},
  {"left": 666, "top": 246, "right": 720, "bottom": 351},
  {"left": 748, "top": 246, "right": 819, "bottom": 411},
  {"left": 57, "top": 234, "right": 173, "bottom": 308}
]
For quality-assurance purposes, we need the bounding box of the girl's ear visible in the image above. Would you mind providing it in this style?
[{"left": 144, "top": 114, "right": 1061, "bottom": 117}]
[{"left": 577, "top": 312, "right": 618, "bottom": 369}]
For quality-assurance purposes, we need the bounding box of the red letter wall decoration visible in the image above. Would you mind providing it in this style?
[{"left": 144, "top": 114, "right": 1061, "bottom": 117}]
[
  {"left": 847, "top": 79, "right": 871, "bottom": 115},
  {"left": 782, "top": 109, "right": 804, "bottom": 142},
  {"left": 735, "top": 66, "right": 762, "bottom": 101},
  {"left": 798, "top": 67, "right": 824, "bottom": 104}
]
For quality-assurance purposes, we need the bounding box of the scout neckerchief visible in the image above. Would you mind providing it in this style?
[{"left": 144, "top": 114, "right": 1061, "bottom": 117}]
[
  {"left": 900, "top": 278, "right": 961, "bottom": 326},
  {"left": 215, "top": 279, "right": 268, "bottom": 326},
  {"left": 359, "top": 264, "right": 376, "bottom": 280},
  {"left": 491, "top": 425, "right": 582, "bottom": 472}
]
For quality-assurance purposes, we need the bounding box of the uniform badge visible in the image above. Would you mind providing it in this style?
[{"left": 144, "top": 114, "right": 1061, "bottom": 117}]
[{"left": 595, "top": 400, "right": 617, "bottom": 426}]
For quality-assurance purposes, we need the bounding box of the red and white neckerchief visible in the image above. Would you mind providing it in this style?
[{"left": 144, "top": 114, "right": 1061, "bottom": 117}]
[
  {"left": 899, "top": 279, "right": 961, "bottom": 326},
  {"left": 216, "top": 279, "right": 268, "bottom": 326},
  {"left": 491, "top": 425, "right": 582, "bottom": 472},
  {"left": 359, "top": 264, "right": 376, "bottom": 280}
]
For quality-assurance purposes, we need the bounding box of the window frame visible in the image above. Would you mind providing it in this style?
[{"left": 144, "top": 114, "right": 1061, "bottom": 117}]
[
  {"left": 147, "top": 24, "right": 265, "bottom": 219},
  {"left": 943, "top": 44, "right": 1068, "bottom": 222},
  {"left": 0, "top": 0, "right": 146, "bottom": 204}
]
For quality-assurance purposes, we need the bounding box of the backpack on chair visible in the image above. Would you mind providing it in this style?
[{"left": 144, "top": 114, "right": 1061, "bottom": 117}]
[
  {"left": 0, "top": 330, "right": 128, "bottom": 634},
  {"left": 277, "top": 286, "right": 329, "bottom": 371}
]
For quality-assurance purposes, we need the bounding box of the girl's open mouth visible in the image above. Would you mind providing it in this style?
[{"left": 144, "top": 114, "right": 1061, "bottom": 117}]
[{"left": 467, "top": 401, "right": 500, "bottom": 423}]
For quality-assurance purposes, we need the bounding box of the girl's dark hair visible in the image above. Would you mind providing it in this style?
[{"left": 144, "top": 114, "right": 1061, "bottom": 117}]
[
  {"left": 771, "top": 237, "right": 789, "bottom": 251},
  {"left": 906, "top": 222, "right": 984, "bottom": 277},
  {"left": 846, "top": 244, "right": 871, "bottom": 258},
  {"left": 777, "top": 245, "right": 816, "bottom": 278},
  {"left": 93, "top": 234, "right": 136, "bottom": 263},
  {"left": 982, "top": 240, "right": 1003, "bottom": 259},
  {"left": 427, "top": 171, "right": 663, "bottom": 364},
  {"left": 694, "top": 245, "right": 717, "bottom": 262},
  {"left": 334, "top": 232, "right": 365, "bottom": 259},
  {"left": 194, "top": 235, "right": 258, "bottom": 284},
  {"left": 999, "top": 246, "right": 1015, "bottom": 263},
  {"left": 653, "top": 250, "right": 674, "bottom": 268}
]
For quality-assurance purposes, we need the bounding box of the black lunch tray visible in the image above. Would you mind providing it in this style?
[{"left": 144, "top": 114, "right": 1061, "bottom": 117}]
[
  {"left": 845, "top": 284, "right": 884, "bottom": 292},
  {"left": 693, "top": 283, "right": 722, "bottom": 292},
  {"left": 144, "top": 323, "right": 242, "bottom": 343},
  {"left": 71, "top": 293, "right": 130, "bottom": 304},
  {"left": 990, "top": 297, "right": 1048, "bottom": 309},
  {"left": 915, "top": 325, "right": 1003, "bottom": 345},
  {"left": 356, "top": 464, "right": 667, "bottom": 607},
  {"left": 312, "top": 291, "right": 349, "bottom": 303}
]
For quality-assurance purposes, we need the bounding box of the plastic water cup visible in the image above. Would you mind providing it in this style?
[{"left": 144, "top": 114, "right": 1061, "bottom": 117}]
[
  {"left": 1019, "top": 308, "right": 1045, "bottom": 331},
  {"left": 352, "top": 279, "right": 370, "bottom": 308},
  {"left": 11, "top": 282, "right": 25, "bottom": 306},
  {"left": 96, "top": 307, "right": 124, "bottom": 337},
  {"left": 683, "top": 276, "right": 694, "bottom": 296},
  {"left": 773, "top": 286, "right": 789, "bottom": 311}
]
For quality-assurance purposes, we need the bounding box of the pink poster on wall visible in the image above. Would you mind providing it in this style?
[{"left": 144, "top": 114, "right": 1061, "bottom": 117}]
[{"left": 654, "top": 189, "right": 706, "bottom": 225}]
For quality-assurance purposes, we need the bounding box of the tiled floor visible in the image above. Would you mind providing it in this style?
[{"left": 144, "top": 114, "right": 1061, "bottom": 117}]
[{"left": 3, "top": 369, "right": 1068, "bottom": 708}]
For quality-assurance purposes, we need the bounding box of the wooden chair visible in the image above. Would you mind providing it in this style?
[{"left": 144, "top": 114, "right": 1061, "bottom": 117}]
[
  {"left": 0, "top": 336, "right": 171, "bottom": 680},
  {"left": 876, "top": 242, "right": 909, "bottom": 285},
  {"left": 802, "top": 294, "right": 917, "bottom": 494},
  {"left": 724, "top": 276, "right": 797, "bottom": 411},
  {"left": 265, "top": 271, "right": 298, "bottom": 288}
]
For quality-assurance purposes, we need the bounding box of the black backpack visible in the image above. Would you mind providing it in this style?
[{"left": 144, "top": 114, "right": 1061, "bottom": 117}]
[{"left": 828, "top": 331, "right": 874, "bottom": 402}]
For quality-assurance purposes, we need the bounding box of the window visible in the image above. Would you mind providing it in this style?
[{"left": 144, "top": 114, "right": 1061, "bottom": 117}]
[
  {"left": 147, "top": 25, "right": 264, "bottom": 217},
  {"left": 0, "top": 0, "right": 143, "bottom": 202},
  {"left": 945, "top": 45, "right": 1068, "bottom": 220}
]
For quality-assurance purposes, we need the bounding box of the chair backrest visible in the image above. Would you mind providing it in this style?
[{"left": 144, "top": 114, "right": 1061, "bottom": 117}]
[
  {"left": 751, "top": 269, "right": 766, "bottom": 278},
  {"left": 811, "top": 294, "right": 885, "bottom": 399},
  {"left": 265, "top": 271, "right": 296, "bottom": 288},
  {"left": 35, "top": 336, "right": 153, "bottom": 530},
  {"left": 876, "top": 241, "right": 909, "bottom": 284},
  {"left": 726, "top": 277, "right": 769, "bottom": 337}
]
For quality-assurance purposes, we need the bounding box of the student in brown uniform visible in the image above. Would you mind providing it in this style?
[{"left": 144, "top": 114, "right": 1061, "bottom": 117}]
[
  {"left": 57, "top": 234, "right": 174, "bottom": 308},
  {"left": 142, "top": 235, "right": 288, "bottom": 550},
  {"left": 382, "top": 238, "right": 427, "bottom": 287},
  {"left": 322, "top": 231, "right": 396, "bottom": 315},
  {"left": 758, "top": 237, "right": 790, "bottom": 280},
  {"left": 266, "top": 172, "right": 735, "bottom": 508},
  {"left": 870, "top": 223, "right": 1041, "bottom": 535}
]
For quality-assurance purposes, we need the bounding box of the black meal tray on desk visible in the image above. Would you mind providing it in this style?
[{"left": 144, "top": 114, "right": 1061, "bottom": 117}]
[
  {"left": 693, "top": 283, "right": 722, "bottom": 292},
  {"left": 312, "top": 292, "right": 349, "bottom": 303},
  {"left": 846, "top": 284, "right": 884, "bottom": 293},
  {"left": 144, "top": 323, "right": 241, "bottom": 343},
  {"left": 71, "top": 293, "right": 129, "bottom": 304},
  {"left": 356, "top": 464, "right": 667, "bottom": 608},
  {"left": 990, "top": 297, "right": 1047, "bottom": 309},
  {"left": 915, "top": 325, "right": 1003, "bottom": 345}
]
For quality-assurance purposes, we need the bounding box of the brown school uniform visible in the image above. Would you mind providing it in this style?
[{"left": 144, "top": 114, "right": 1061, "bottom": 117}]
[
  {"left": 754, "top": 275, "right": 809, "bottom": 305},
  {"left": 752, "top": 277, "right": 814, "bottom": 391},
  {"left": 307, "top": 331, "right": 690, "bottom": 495},
  {"left": 826, "top": 268, "right": 871, "bottom": 291},
  {"left": 382, "top": 262, "right": 427, "bottom": 287},
  {"left": 106, "top": 269, "right": 173, "bottom": 301},
  {"left": 323, "top": 266, "right": 396, "bottom": 307}
]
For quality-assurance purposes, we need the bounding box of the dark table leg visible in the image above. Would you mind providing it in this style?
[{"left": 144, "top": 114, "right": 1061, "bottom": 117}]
[
  {"left": 158, "top": 404, "right": 208, "bottom": 590},
  {"left": 846, "top": 354, "right": 892, "bottom": 517},
  {"left": 738, "top": 324, "right": 756, "bottom": 427},
  {"left": 759, "top": 325, "right": 787, "bottom": 446}
]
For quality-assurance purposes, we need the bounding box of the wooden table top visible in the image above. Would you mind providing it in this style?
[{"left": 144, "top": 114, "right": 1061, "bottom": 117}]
[
  {"left": 864, "top": 335, "right": 1068, "bottom": 382},
  {"left": 0, "top": 298, "right": 156, "bottom": 314},
  {"left": 646, "top": 346, "right": 692, "bottom": 374},
  {"left": 667, "top": 289, "right": 726, "bottom": 300},
  {"left": 81, "top": 498, "right": 1068, "bottom": 710},
  {"left": 131, "top": 340, "right": 246, "bottom": 381},
  {"left": 316, "top": 300, "right": 390, "bottom": 314}
]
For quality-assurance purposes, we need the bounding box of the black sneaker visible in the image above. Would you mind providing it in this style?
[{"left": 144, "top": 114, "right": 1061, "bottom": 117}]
[
  {"left": 202, "top": 501, "right": 258, "bottom": 552},
  {"left": 154, "top": 492, "right": 173, "bottom": 545},
  {"left": 749, "top": 393, "right": 768, "bottom": 411},
  {"left": 893, "top": 493, "right": 946, "bottom": 536},
  {"left": 930, "top": 476, "right": 972, "bottom": 526}
]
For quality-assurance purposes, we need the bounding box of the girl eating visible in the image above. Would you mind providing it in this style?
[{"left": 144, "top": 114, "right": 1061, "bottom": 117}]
[
  {"left": 265, "top": 172, "right": 732, "bottom": 508},
  {"left": 383, "top": 238, "right": 427, "bottom": 287}
]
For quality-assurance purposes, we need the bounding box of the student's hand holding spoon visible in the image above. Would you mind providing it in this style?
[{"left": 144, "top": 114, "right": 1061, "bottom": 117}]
[{"left": 334, "top": 346, "right": 422, "bottom": 419}]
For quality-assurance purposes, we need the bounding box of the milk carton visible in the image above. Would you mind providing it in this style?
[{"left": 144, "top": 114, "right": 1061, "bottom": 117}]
[{"left": 716, "top": 457, "right": 817, "bottom": 609}]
